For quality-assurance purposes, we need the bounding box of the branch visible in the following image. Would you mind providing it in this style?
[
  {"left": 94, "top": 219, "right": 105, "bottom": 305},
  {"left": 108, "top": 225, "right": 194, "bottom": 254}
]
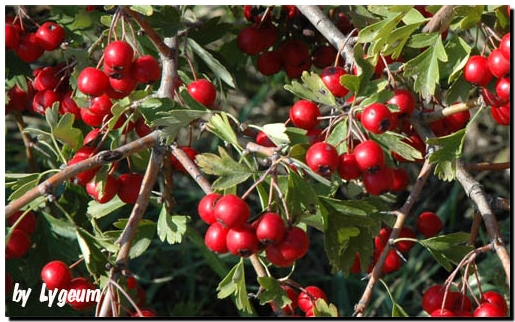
[
  {"left": 5, "top": 130, "right": 161, "bottom": 219},
  {"left": 455, "top": 160, "right": 511, "bottom": 288},
  {"left": 296, "top": 5, "right": 356, "bottom": 70},
  {"left": 422, "top": 5, "right": 455, "bottom": 34},
  {"left": 12, "top": 111, "right": 39, "bottom": 172}
]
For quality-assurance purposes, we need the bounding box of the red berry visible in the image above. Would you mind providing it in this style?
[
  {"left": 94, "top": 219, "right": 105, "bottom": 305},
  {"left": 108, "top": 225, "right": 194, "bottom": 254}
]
[
  {"left": 204, "top": 222, "right": 229, "bottom": 253},
  {"left": 108, "top": 73, "right": 138, "bottom": 98},
  {"left": 270, "top": 285, "right": 298, "bottom": 314},
  {"left": 35, "top": 21, "right": 65, "bottom": 51},
  {"left": 277, "top": 227, "right": 310, "bottom": 262},
  {"left": 312, "top": 45, "right": 337, "bottom": 69},
  {"left": 103, "top": 40, "right": 134, "bottom": 69},
  {"left": 41, "top": 260, "right": 72, "bottom": 290},
  {"left": 463, "top": 55, "right": 493, "bottom": 86},
  {"left": 237, "top": 26, "right": 267, "bottom": 55},
  {"left": 391, "top": 167, "right": 410, "bottom": 192},
  {"left": 117, "top": 173, "right": 144, "bottom": 204},
  {"left": 32, "top": 89, "right": 61, "bottom": 115},
  {"left": 34, "top": 66, "right": 59, "bottom": 91},
  {"left": 6, "top": 229, "right": 32, "bottom": 259},
  {"left": 488, "top": 48, "right": 510, "bottom": 78},
  {"left": 422, "top": 285, "right": 454, "bottom": 314},
  {"left": 279, "top": 39, "right": 311, "bottom": 73},
  {"left": 77, "top": 67, "right": 110, "bottom": 97},
  {"left": 68, "top": 146, "right": 100, "bottom": 186},
  {"left": 337, "top": 152, "right": 362, "bottom": 181},
  {"left": 480, "top": 291, "right": 508, "bottom": 315},
  {"left": 362, "top": 165, "right": 393, "bottom": 195},
  {"left": 66, "top": 277, "right": 97, "bottom": 310},
  {"left": 495, "top": 77, "right": 510, "bottom": 102},
  {"left": 417, "top": 211, "right": 443, "bottom": 238},
  {"left": 198, "top": 193, "right": 222, "bottom": 225},
  {"left": 396, "top": 226, "right": 416, "bottom": 253},
  {"left": 256, "top": 131, "right": 276, "bottom": 147},
  {"left": 298, "top": 286, "right": 328, "bottom": 313},
  {"left": 450, "top": 291, "right": 473, "bottom": 313},
  {"left": 132, "top": 55, "right": 161, "bottom": 83},
  {"left": 16, "top": 33, "right": 44, "bottom": 63},
  {"left": 187, "top": 79, "right": 217, "bottom": 107},
  {"left": 430, "top": 308, "right": 455, "bottom": 317},
  {"left": 289, "top": 100, "right": 321, "bottom": 130},
  {"left": 60, "top": 91, "right": 81, "bottom": 120},
  {"left": 360, "top": 103, "right": 392, "bottom": 134},
  {"left": 80, "top": 107, "right": 106, "bottom": 127},
  {"left": 474, "top": 303, "right": 506, "bottom": 317},
  {"left": 226, "top": 224, "right": 259, "bottom": 257},
  {"left": 213, "top": 194, "right": 250, "bottom": 228},
  {"left": 387, "top": 89, "right": 416, "bottom": 116},
  {"left": 499, "top": 33, "right": 510, "bottom": 60},
  {"left": 254, "top": 212, "right": 286, "bottom": 245},
  {"left": 353, "top": 140, "right": 385, "bottom": 172},
  {"left": 305, "top": 142, "right": 340, "bottom": 177},
  {"left": 257, "top": 51, "right": 283, "bottom": 76},
  {"left": 7, "top": 210, "right": 37, "bottom": 235},
  {"left": 265, "top": 244, "right": 294, "bottom": 267},
  {"left": 89, "top": 93, "right": 113, "bottom": 116},
  {"left": 320, "top": 66, "right": 349, "bottom": 97},
  {"left": 5, "top": 23, "right": 20, "bottom": 50},
  {"left": 490, "top": 102, "right": 510, "bottom": 126},
  {"left": 382, "top": 250, "right": 402, "bottom": 273},
  {"left": 86, "top": 174, "right": 120, "bottom": 204},
  {"left": 135, "top": 117, "right": 152, "bottom": 137}
]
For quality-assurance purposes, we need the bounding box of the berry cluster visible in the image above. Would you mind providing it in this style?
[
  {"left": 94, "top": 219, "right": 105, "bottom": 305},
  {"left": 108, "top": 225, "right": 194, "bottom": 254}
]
[
  {"left": 270, "top": 284, "right": 330, "bottom": 317},
  {"left": 464, "top": 32, "right": 510, "bottom": 126},
  {"left": 40, "top": 260, "right": 97, "bottom": 311},
  {"left": 350, "top": 211, "right": 443, "bottom": 275},
  {"left": 6, "top": 17, "right": 65, "bottom": 63},
  {"left": 5, "top": 210, "right": 37, "bottom": 259},
  {"left": 422, "top": 285, "right": 508, "bottom": 317},
  {"left": 199, "top": 193, "right": 309, "bottom": 266},
  {"left": 237, "top": 6, "right": 354, "bottom": 78}
]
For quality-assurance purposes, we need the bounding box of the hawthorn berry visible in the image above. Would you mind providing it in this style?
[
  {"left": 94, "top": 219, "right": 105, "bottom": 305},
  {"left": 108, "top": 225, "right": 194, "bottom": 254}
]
[
  {"left": 16, "top": 33, "right": 44, "bottom": 63},
  {"left": 490, "top": 102, "right": 510, "bottom": 126},
  {"left": 417, "top": 211, "right": 443, "bottom": 238},
  {"left": 387, "top": 89, "right": 416, "bottom": 116},
  {"left": 77, "top": 67, "right": 110, "bottom": 97},
  {"left": 480, "top": 290, "right": 508, "bottom": 315},
  {"left": 132, "top": 55, "right": 161, "bottom": 83},
  {"left": 6, "top": 229, "right": 32, "bottom": 259},
  {"left": 320, "top": 66, "right": 349, "bottom": 97},
  {"left": 5, "top": 23, "right": 20, "bottom": 50},
  {"left": 198, "top": 193, "right": 222, "bottom": 225},
  {"left": 499, "top": 33, "right": 510, "bottom": 60},
  {"left": 32, "top": 89, "right": 61, "bottom": 115},
  {"left": 463, "top": 55, "right": 493, "bottom": 86},
  {"left": 187, "top": 79, "right": 217, "bottom": 107},
  {"left": 474, "top": 303, "right": 506, "bottom": 317},
  {"left": 289, "top": 100, "right": 320, "bottom": 130},
  {"left": 337, "top": 152, "right": 362, "bottom": 181},
  {"left": 277, "top": 227, "right": 309, "bottom": 262},
  {"left": 7, "top": 210, "right": 37, "bottom": 235},
  {"left": 298, "top": 286, "right": 328, "bottom": 313},
  {"left": 171, "top": 146, "right": 198, "bottom": 173},
  {"left": 66, "top": 277, "right": 97, "bottom": 310},
  {"left": 265, "top": 244, "right": 294, "bottom": 267},
  {"left": 117, "top": 173, "right": 144, "bottom": 204},
  {"left": 204, "top": 222, "right": 229, "bottom": 253},
  {"left": 213, "top": 194, "right": 250, "bottom": 228},
  {"left": 254, "top": 212, "right": 286, "bottom": 245},
  {"left": 422, "top": 285, "right": 454, "bottom": 314},
  {"left": 488, "top": 48, "right": 510, "bottom": 78},
  {"left": 35, "top": 21, "right": 66, "bottom": 51},
  {"left": 305, "top": 142, "right": 340, "bottom": 177},
  {"left": 362, "top": 165, "right": 393, "bottom": 195},
  {"left": 103, "top": 40, "right": 134, "bottom": 69},
  {"left": 257, "top": 51, "right": 283, "bottom": 76},
  {"left": 237, "top": 25, "right": 267, "bottom": 56},
  {"left": 226, "top": 224, "right": 259, "bottom": 257},
  {"left": 41, "top": 260, "right": 72, "bottom": 290},
  {"left": 360, "top": 102, "right": 392, "bottom": 134},
  {"left": 86, "top": 174, "right": 120, "bottom": 204},
  {"left": 353, "top": 140, "right": 385, "bottom": 172},
  {"left": 269, "top": 285, "right": 298, "bottom": 315}
]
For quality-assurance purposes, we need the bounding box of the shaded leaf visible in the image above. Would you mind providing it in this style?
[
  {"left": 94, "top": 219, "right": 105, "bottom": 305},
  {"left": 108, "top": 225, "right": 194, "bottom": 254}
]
[
  {"left": 53, "top": 113, "right": 83, "bottom": 150},
  {"left": 284, "top": 71, "right": 336, "bottom": 106},
  {"left": 110, "top": 219, "right": 156, "bottom": 259},
  {"left": 41, "top": 211, "right": 77, "bottom": 240},
  {"left": 216, "top": 259, "right": 253, "bottom": 313},
  {"left": 427, "top": 128, "right": 466, "bottom": 181},
  {"left": 370, "top": 131, "right": 422, "bottom": 162},
  {"left": 256, "top": 277, "right": 291, "bottom": 308},
  {"left": 76, "top": 226, "right": 108, "bottom": 275},
  {"left": 187, "top": 38, "right": 235, "bottom": 88},
  {"left": 418, "top": 232, "right": 473, "bottom": 271},
  {"left": 86, "top": 195, "right": 125, "bottom": 219},
  {"left": 205, "top": 112, "right": 240, "bottom": 148}
]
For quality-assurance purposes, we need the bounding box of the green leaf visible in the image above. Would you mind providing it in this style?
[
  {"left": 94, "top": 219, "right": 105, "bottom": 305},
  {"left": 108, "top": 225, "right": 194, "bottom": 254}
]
[
  {"left": 326, "top": 120, "right": 349, "bottom": 154},
  {"left": 216, "top": 259, "right": 254, "bottom": 313},
  {"left": 45, "top": 103, "right": 59, "bottom": 128},
  {"left": 453, "top": 5, "right": 484, "bottom": 30},
  {"left": 403, "top": 36, "right": 447, "bottom": 98},
  {"left": 86, "top": 195, "right": 125, "bottom": 219},
  {"left": 286, "top": 171, "right": 320, "bottom": 227},
  {"left": 378, "top": 279, "right": 410, "bottom": 317},
  {"left": 130, "top": 5, "right": 153, "bottom": 16},
  {"left": 52, "top": 113, "right": 83, "bottom": 150},
  {"left": 360, "top": 12, "right": 405, "bottom": 56},
  {"left": 76, "top": 226, "right": 108, "bottom": 275},
  {"left": 427, "top": 129, "right": 467, "bottom": 181},
  {"left": 418, "top": 232, "right": 473, "bottom": 271},
  {"left": 69, "top": 10, "right": 93, "bottom": 30},
  {"left": 262, "top": 123, "right": 290, "bottom": 146},
  {"left": 383, "top": 22, "right": 424, "bottom": 59},
  {"left": 313, "top": 298, "right": 339, "bottom": 317},
  {"left": 157, "top": 205, "right": 188, "bottom": 244},
  {"left": 284, "top": 71, "right": 336, "bottom": 107},
  {"left": 187, "top": 38, "right": 235, "bottom": 88},
  {"left": 319, "top": 196, "right": 387, "bottom": 274},
  {"left": 151, "top": 103, "right": 209, "bottom": 143},
  {"left": 41, "top": 211, "right": 77, "bottom": 240},
  {"left": 444, "top": 36, "right": 471, "bottom": 84},
  {"left": 6, "top": 173, "right": 40, "bottom": 202},
  {"left": 110, "top": 219, "right": 156, "bottom": 259},
  {"left": 205, "top": 112, "right": 240, "bottom": 148},
  {"left": 196, "top": 146, "right": 253, "bottom": 190},
  {"left": 369, "top": 131, "right": 422, "bottom": 162},
  {"left": 256, "top": 277, "right": 291, "bottom": 308}
]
